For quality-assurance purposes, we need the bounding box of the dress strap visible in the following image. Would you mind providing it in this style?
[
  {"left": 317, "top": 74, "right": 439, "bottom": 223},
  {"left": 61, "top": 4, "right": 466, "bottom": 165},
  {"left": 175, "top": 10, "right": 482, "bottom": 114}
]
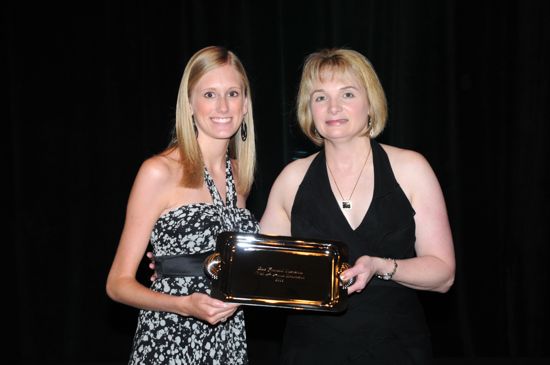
[
  {"left": 203, "top": 167, "right": 224, "bottom": 207},
  {"left": 224, "top": 155, "right": 238, "bottom": 207}
]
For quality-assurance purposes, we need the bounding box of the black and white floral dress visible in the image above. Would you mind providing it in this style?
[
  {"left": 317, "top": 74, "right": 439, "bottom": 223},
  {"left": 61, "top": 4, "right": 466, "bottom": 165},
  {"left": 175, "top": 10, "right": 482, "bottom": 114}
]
[{"left": 129, "top": 157, "right": 259, "bottom": 365}]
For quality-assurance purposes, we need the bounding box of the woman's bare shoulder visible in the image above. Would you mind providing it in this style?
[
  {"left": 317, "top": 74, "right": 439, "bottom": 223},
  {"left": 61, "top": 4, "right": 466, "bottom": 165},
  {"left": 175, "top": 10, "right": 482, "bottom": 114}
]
[
  {"left": 136, "top": 151, "right": 182, "bottom": 188},
  {"left": 267, "top": 151, "right": 319, "bottom": 204},
  {"left": 277, "top": 152, "right": 319, "bottom": 180},
  {"left": 380, "top": 143, "right": 437, "bottom": 196},
  {"left": 380, "top": 143, "right": 429, "bottom": 170}
]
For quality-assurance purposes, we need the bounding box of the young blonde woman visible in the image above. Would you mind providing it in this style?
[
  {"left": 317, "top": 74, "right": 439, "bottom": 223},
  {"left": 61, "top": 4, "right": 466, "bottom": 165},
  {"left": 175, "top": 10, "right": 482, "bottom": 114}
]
[{"left": 106, "top": 46, "right": 258, "bottom": 364}]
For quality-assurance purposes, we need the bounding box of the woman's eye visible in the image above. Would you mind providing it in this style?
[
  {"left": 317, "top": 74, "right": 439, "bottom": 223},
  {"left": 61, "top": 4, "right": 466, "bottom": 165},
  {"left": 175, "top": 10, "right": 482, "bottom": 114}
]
[
  {"left": 313, "top": 95, "right": 326, "bottom": 102},
  {"left": 204, "top": 91, "right": 215, "bottom": 98},
  {"left": 228, "top": 90, "right": 240, "bottom": 97},
  {"left": 343, "top": 92, "right": 354, "bottom": 98}
]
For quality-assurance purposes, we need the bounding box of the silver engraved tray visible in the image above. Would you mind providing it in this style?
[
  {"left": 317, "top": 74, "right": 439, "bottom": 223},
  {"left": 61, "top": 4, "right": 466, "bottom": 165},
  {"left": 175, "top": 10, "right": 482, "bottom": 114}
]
[{"left": 204, "top": 231, "right": 354, "bottom": 312}]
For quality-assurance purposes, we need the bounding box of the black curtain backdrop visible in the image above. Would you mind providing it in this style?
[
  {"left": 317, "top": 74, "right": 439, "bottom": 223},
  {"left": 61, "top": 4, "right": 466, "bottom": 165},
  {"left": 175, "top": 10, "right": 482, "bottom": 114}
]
[{"left": 5, "top": 1, "right": 549, "bottom": 364}]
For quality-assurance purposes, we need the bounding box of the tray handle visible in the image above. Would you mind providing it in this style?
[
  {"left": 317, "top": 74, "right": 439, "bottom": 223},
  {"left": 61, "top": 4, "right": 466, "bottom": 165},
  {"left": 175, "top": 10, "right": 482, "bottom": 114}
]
[
  {"left": 204, "top": 252, "right": 222, "bottom": 280},
  {"left": 338, "top": 262, "right": 356, "bottom": 289}
]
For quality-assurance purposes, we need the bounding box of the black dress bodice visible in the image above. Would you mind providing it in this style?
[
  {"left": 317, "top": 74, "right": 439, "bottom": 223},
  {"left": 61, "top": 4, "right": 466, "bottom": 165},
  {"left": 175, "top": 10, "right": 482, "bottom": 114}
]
[{"left": 282, "top": 139, "right": 432, "bottom": 365}]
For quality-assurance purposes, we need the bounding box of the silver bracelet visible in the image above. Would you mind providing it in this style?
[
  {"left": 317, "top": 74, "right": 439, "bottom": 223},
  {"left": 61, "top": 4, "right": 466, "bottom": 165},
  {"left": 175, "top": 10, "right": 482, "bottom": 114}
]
[{"left": 375, "top": 258, "right": 398, "bottom": 281}]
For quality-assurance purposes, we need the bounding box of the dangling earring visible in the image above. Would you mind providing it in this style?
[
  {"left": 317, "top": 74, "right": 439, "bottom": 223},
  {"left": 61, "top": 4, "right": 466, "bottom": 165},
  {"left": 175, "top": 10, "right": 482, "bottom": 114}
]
[
  {"left": 368, "top": 115, "right": 374, "bottom": 137},
  {"left": 240, "top": 120, "right": 247, "bottom": 141},
  {"left": 192, "top": 115, "right": 198, "bottom": 137}
]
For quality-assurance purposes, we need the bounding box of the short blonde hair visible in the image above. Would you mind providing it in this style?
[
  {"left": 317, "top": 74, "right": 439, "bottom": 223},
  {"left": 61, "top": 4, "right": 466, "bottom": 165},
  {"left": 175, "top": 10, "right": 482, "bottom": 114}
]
[
  {"left": 297, "top": 48, "right": 388, "bottom": 146},
  {"left": 172, "top": 46, "right": 256, "bottom": 195}
]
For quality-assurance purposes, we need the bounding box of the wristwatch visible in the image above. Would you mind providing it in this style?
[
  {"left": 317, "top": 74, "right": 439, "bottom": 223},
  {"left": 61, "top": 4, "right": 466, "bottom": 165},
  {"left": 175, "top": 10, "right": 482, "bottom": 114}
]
[{"left": 376, "top": 258, "right": 398, "bottom": 281}]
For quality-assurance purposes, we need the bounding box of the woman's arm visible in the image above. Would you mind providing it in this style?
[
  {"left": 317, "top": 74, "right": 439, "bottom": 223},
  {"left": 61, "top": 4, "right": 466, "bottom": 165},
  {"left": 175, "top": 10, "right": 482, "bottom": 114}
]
[
  {"left": 343, "top": 147, "right": 455, "bottom": 294},
  {"left": 106, "top": 157, "right": 237, "bottom": 324},
  {"left": 394, "top": 149, "right": 455, "bottom": 292}
]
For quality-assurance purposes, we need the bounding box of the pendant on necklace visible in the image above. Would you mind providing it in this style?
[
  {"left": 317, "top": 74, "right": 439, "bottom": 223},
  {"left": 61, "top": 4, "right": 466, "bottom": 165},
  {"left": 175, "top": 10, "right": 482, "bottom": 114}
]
[{"left": 342, "top": 201, "right": 352, "bottom": 209}]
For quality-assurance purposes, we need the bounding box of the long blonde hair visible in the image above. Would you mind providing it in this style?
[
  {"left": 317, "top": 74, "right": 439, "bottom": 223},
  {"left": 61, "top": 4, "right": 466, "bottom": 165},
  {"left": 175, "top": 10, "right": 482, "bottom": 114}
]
[
  {"left": 297, "top": 48, "right": 388, "bottom": 146},
  {"left": 172, "top": 46, "right": 256, "bottom": 195}
]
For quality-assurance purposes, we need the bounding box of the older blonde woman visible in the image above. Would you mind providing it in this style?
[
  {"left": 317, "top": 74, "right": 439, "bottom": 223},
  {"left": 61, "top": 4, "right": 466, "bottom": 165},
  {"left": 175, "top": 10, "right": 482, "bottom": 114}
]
[{"left": 261, "top": 48, "right": 455, "bottom": 364}]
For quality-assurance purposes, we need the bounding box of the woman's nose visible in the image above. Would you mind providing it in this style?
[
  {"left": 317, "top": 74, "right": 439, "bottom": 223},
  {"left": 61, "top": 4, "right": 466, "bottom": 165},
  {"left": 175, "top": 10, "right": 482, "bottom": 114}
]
[
  {"left": 328, "top": 99, "right": 342, "bottom": 114},
  {"left": 217, "top": 96, "right": 229, "bottom": 113}
]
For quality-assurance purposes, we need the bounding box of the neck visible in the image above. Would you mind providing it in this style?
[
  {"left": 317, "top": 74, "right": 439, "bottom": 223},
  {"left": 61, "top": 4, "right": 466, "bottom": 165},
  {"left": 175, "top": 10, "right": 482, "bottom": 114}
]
[
  {"left": 324, "top": 137, "right": 371, "bottom": 170},
  {"left": 199, "top": 138, "right": 230, "bottom": 172}
]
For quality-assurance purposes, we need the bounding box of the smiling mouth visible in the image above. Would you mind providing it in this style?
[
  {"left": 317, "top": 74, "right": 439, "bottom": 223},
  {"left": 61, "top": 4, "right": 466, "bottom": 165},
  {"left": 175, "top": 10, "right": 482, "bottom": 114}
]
[
  {"left": 326, "top": 119, "right": 347, "bottom": 125},
  {"left": 211, "top": 117, "right": 232, "bottom": 123}
]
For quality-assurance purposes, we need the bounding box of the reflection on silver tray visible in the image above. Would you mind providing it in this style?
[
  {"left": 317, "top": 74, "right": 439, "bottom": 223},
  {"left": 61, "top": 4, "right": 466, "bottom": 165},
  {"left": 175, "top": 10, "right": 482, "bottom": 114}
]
[{"left": 204, "top": 231, "right": 353, "bottom": 312}]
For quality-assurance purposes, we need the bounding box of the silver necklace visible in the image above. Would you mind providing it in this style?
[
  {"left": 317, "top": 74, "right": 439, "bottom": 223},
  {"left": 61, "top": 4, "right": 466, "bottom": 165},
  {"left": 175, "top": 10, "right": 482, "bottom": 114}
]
[{"left": 326, "top": 148, "right": 371, "bottom": 210}]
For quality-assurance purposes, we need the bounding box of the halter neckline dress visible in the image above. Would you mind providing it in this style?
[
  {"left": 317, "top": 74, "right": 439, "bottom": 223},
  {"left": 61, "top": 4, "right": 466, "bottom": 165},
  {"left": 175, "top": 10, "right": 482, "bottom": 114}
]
[
  {"left": 281, "top": 139, "right": 432, "bottom": 364},
  {"left": 129, "top": 156, "right": 259, "bottom": 365}
]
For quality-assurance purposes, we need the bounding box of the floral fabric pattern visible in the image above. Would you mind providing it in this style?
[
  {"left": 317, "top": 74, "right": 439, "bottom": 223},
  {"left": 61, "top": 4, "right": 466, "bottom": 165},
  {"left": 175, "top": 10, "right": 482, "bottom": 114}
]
[{"left": 129, "top": 157, "right": 259, "bottom": 365}]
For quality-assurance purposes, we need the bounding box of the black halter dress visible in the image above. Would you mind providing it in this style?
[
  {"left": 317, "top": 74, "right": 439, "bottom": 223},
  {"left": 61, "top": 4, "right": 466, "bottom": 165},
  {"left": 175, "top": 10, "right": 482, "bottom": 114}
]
[{"left": 281, "top": 139, "right": 432, "bottom": 365}]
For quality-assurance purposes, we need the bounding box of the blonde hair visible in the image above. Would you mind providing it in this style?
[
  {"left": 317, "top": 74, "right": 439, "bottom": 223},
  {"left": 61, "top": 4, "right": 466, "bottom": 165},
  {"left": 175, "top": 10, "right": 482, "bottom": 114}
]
[
  {"left": 172, "top": 46, "right": 256, "bottom": 195},
  {"left": 296, "top": 48, "right": 388, "bottom": 146}
]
